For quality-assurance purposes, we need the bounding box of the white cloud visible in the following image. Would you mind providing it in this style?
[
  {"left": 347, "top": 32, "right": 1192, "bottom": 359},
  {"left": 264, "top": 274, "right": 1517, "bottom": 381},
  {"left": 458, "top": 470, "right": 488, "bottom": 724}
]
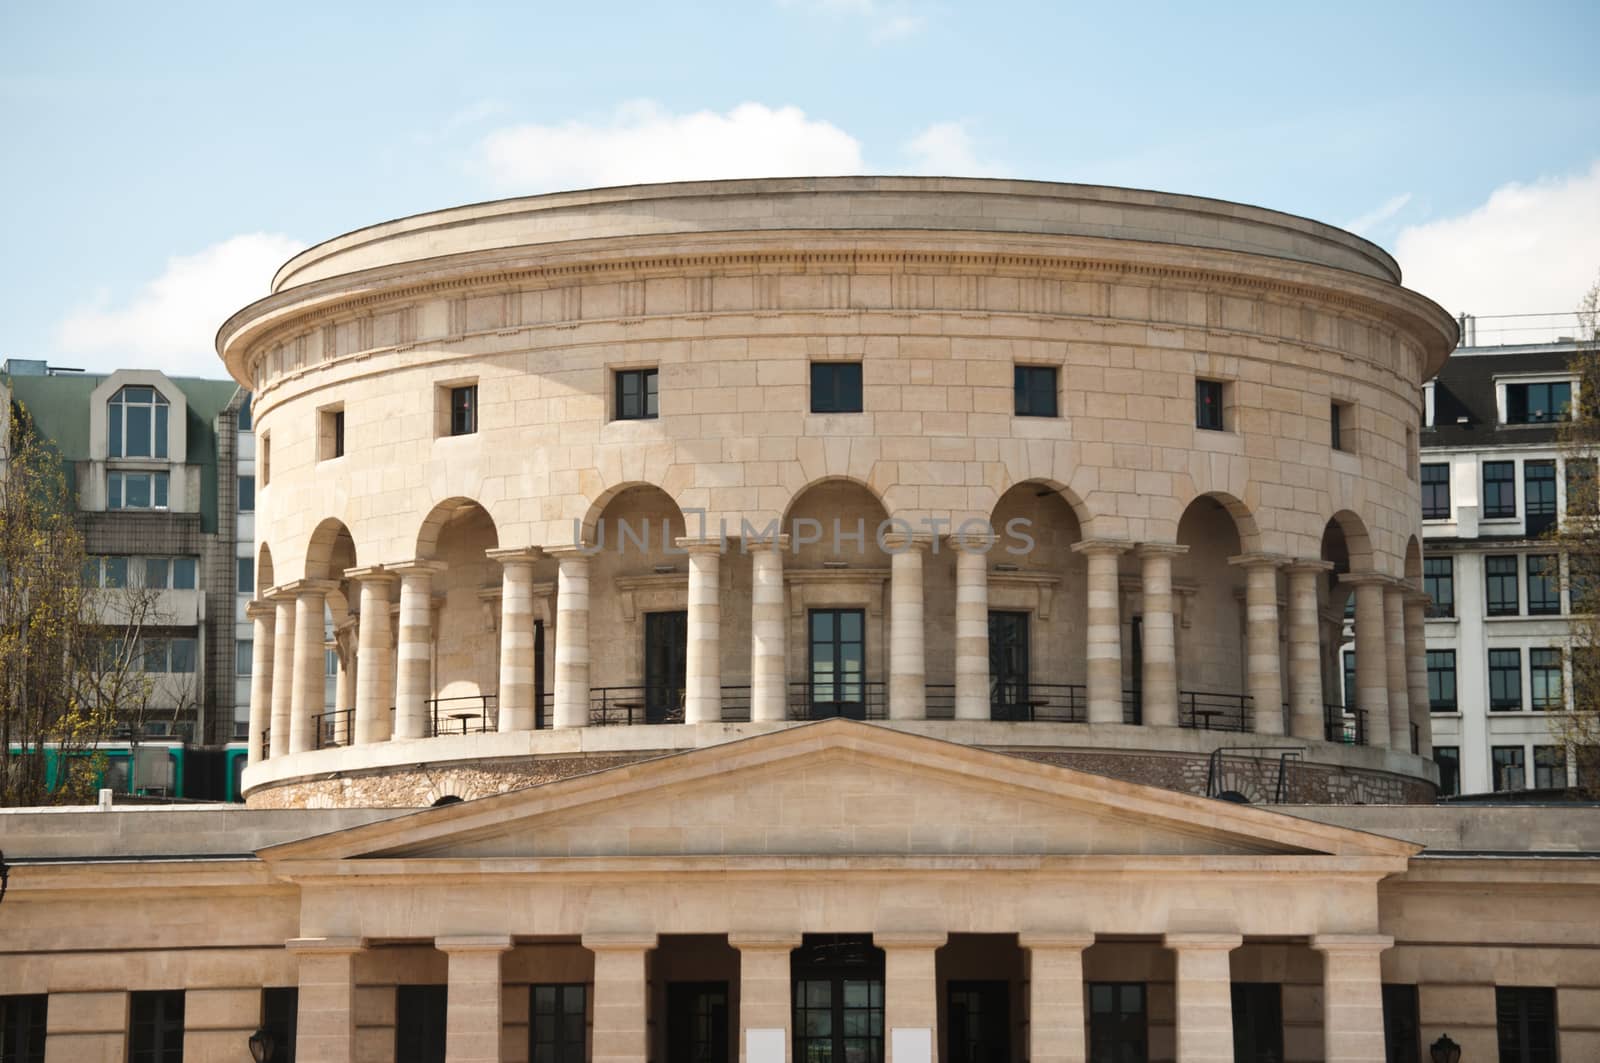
[
  {"left": 1395, "top": 161, "right": 1600, "bottom": 320},
  {"left": 1344, "top": 192, "right": 1412, "bottom": 237},
  {"left": 779, "top": 0, "right": 927, "bottom": 42},
  {"left": 903, "top": 121, "right": 1008, "bottom": 178},
  {"left": 57, "top": 233, "right": 304, "bottom": 378},
  {"left": 475, "top": 101, "right": 864, "bottom": 192}
]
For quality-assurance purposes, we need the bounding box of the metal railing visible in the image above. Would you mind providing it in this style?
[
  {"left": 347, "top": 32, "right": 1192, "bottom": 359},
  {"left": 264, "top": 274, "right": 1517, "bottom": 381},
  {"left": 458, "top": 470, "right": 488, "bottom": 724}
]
[
  {"left": 925, "top": 684, "right": 956, "bottom": 719},
  {"left": 787, "top": 680, "right": 887, "bottom": 721},
  {"left": 719, "top": 685, "right": 752, "bottom": 722},
  {"left": 1206, "top": 746, "right": 1304, "bottom": 805},
  {"left": 314, "top": 709, "right": 352, "bottom": 749},
  {"left": 1323, "top": 703, "right": 1368, "bottom": 746},
  {"left": 1178, "top": 691, "right": 1252, "bottom": 732},
  {"left": 427, "top": 694, "right": 498, "bottom": 736},
  {"left": 589, "top": 684, "right": 683, "bottom": 726}
]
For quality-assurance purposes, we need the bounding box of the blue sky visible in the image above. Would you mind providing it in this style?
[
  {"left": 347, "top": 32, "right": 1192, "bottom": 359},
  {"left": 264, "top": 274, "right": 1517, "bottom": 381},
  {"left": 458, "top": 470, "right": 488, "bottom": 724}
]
[{"left": 3, "top": 0, "right": 1598, "bottom": 377}]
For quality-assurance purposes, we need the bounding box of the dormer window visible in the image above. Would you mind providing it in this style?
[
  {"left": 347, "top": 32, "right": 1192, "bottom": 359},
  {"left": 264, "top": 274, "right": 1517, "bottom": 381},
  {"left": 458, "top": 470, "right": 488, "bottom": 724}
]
[
  {"left": 109, "top": 386, "right": 170, "bottom": 459},
  {"left": 1501, "top": 380, "right": 1573, "bottom": 425}
]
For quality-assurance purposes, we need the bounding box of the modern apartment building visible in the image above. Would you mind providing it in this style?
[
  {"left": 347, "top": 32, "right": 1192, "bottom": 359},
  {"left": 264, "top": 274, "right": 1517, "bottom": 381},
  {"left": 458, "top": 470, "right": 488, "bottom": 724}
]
[{"left": 1416, "top": 338, "right": 1595, "bottom": 795}]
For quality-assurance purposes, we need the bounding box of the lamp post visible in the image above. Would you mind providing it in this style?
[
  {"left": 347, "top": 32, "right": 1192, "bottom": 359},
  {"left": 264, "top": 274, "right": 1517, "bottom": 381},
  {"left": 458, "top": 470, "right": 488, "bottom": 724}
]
[
  {"left": 247, "top": 1028, "right": 275, "bottom": 1063},
  {"left": 1429, "top": 1033, "right": 1462, "bottom": 1063}
]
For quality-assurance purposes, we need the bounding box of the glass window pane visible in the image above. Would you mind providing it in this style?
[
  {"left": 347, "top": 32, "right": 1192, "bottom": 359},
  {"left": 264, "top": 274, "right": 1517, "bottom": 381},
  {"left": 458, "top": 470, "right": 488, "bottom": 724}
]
[
  {"left": 109, "top": 403, "right": 123, "bottom": 457},
  {"left": 239, "top": 476, "right": 255, "bottom": 511},
  {"left": 104, "top": 557, "right": 128, "bottom": 588},
  {"left": 108, "top": 473, "right": 123, "bottom": 509},
  {"left": 170, "top": 639, "right": 197, "bottom": 674},
  {"left": 154, "top": 404, "right": 168, "bottom": 459},
  {"left": 125, "top": 404, "right": 152, "bottom": 457},
  {"left": 154, "top": 473, "right": 168, "bottom": 508},
  {"left": 172, "top": 558, "right": 196, "bottom": 589},
  {"left": 237, "top": 557, "right": 254, "bottom": 593},
  {"left": 124, "top": 473, "right": 151, "bottom": 509},
  {"left": 144, "top": 558, "right": 168, "bottom": 589},
  {"left": 236, "top": 641, "right": 253, "bottom": 676}
]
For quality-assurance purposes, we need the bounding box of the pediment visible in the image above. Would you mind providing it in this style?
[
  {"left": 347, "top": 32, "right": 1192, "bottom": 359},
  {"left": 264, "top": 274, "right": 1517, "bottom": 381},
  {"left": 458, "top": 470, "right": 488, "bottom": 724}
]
[{"left": 259, "top": 721, "right": 1418, "bottom": 866}]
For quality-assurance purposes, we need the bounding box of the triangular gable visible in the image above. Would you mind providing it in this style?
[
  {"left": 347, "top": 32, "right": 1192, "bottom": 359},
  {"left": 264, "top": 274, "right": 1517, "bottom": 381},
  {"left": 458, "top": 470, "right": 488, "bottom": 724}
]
[{"left": 259, "top": 720, "right": 1419, "bottom": 865}]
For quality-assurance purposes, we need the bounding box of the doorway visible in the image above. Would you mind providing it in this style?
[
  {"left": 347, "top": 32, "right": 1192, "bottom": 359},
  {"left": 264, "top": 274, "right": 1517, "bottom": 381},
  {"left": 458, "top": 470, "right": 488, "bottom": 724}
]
[
  {"left": 666, "top": 982, "right": 729, "bottom": 1063},
  {"left": 791, "top": 935, "right": 885, "bottom": 1061},
  {"left": 808, "top": 609, "right": 866, "bottom": 719},
  {"left": 947, "top": 980, "right": 1010, "bottom": 1063},
  {"left": 988, "top": 611, "right": 1030, "bottom": 720},
  {"left": 644, "top": 610, "right": 688, "bottom": 723}
]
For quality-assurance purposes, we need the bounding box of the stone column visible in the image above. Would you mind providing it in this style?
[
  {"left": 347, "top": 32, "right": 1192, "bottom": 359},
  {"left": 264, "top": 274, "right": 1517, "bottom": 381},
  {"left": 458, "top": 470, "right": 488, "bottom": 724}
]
[
  {"left": 584, "top": 932, "right": 656, "bottom": 1063},
  {"left": 392, "top": 561, "right": 445, "bottom": 740},
  {"left": 183, "top": 987, "right": 265, "bottom": 1063},
  {"left": 1404, "top": 590, "right": 1433, "bottom": 758},
  {"left": 730, "top": 932, "right": 801, "bottom": 1062},
  {"left": 749, "top": 537, "right": 790, "bottom": 723},
  {"left": 1228, "top": 554, "right": 1285, "bottom": 735},
  {"left": 1020, "top": 932, "right": 1093, "bottom": 1063},
  {"left": 268, "top": 592, "right": 297, "bottom": 760},
  {"left": 288, "top": 936, "right": 365, "bottom": 1063},
  {"left": 347, "top": 568, "right": 396, "bottom": 745},
  {"left": 438, "top": 935, "right": 513, "bottom": 1063},
  {"left": 290, "top": 580, "right": 338, "bottom": 754},
  {"left": 1165, "top": 932, "right": 1241, "bottom": 1063},
  {"left": 1345, "top": 574, "right": 1391, "bottom": 749},
  {"left": 1311, "top": 934, "right": 1392, "bottom": 1063},
  {"left": 886, "top": 536, "right": 929, "bottom": 720},
  {"left": 681, "top": 539, "right": 723, "bottom": 724},
  {"left": 1384, "top": 582, "right": 1412, "bottom": 751},
  {"left": 1285, "top": 561, "right": 1333, "bottom": 741},
  {"left": 551, "top": 550, "right": 593, "bottom": 729},
  {"left": 1137, "top": 544, "right": 1186, "bottom": 728},
  {"left": 877, "top": 930, "right": 945, "bottom": 1059},
  {"left": 245, "top": 601, "right": 276, "bottom": 764},
  {"left": 1072, "top": 540, "right": 1131, "bottom": 724},
  {"left": 41, "top": 990, "right": 126, "bottom": 1063},
  {"left": 487, "top": 549, "right": 541, "bottom": 732},
  {"left": 952, "top": 534, "right": 993, "bottom": 721}
]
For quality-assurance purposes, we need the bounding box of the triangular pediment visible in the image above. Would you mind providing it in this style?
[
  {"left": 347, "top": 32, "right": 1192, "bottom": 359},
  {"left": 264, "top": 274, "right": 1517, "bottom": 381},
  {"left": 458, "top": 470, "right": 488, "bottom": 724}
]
[{"left": 259, "top": 721, "right": 1418, "bottom": 866}]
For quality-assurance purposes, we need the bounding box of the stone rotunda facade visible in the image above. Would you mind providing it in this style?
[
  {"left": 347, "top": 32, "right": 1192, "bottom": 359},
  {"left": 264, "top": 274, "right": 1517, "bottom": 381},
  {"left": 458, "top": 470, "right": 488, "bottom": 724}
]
[{"left": 220, "top": 177, "right": 1455, "bottom": 810}]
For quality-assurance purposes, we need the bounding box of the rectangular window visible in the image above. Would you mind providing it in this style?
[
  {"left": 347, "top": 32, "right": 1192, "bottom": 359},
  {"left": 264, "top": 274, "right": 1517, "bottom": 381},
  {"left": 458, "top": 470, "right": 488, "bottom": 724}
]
[
  {"left": 1505, "top": 381, "right": 1571, "bottom": 424},
  {"left": 1525, "top": 460, "right": 1557, "bottom": 537},
  {"left": 529, "top": 984, "right": 587, "bottom": 1063},
  {"left": 1530, "top": 648, "right": 1563, "bottom": 711},
  {"left": 239, "top": 475, "right": 255, "bottom": 512},
  {"left": 169, "top": 638, "right": 197, "bottom": 675},
  {"left": 1342, "top": 650, "right": 1357, "bottom": 709},
  {"left": 1483, "top": 460, "right": 1516, "bottom": 519},
  {"left": 395, "top": 985, "right": 447, "bottom": 1063},
  {"left": 1381, "top": 984, "right": 1420, "bottom": 1063},
  {"left": 172, "top": 558, "right": 196, "bottom": 590},
  {"left": 1567, "top": 457, "right": 1596, "bottom": 515},
  {"left": 810, "top": 362, "right": 863, "bottom": 414},
  {"left": 1526, "top": 555, "right": 1561, "bottom": 615},
  {"left": 319, "top": 407, "right": 345, "bottom": 461},
  {"left": 103, "top": 556, "right": 129, "bottom": 589},
  {"left": 144, "top": 558, "right": 170, "bottom": 589},
  {"left": 237, "top": 557, "right": 254, "bottom": 594},
  {"left": 614, "top": 368, "right": 659, "bottom": 421},
  {"left": 1195, "top": 378, "right": 1225, "bottom": 430},
  {"left": 334, "top": 410, "right": 345, "bottom": 458},
  {"left": 0, "top": 994, "right": 47, "bottom": 1063},
  {"left": 129, "top": 989, "right": 185, "bottom": 1063},
  {"left": 237, "top": 395, "right": 252, "bottom": 432},
  {"left": 1088, "top": 983, "right": 1147, "bottom": 1062},
  {"left": 260, "top": 987, "right": 296, "bottom": 1063},
  {"left": 1485, "top": 556, "right": 1520, "bottom": 616},
  {"left": 1014, "top": 365, "right": 1059, "bottom": 417},
  {"left": 1330, "top": 401, "right": 1350, "bottom": 450},
  {"left": 1434, "top": 747, "right": 1460, "bottom": 798},
  {"left": 1495, "top": 986, "right": 1557, "bottom": 1062},
  {"left": 1533, "top": 745, "right": 1567, "bottom": 789},
  {"left": 108, "top": 471, "right": 170, "bottom": 510},
  {"left": 1492, "top": 746, "right": 1526, "bottom": 791},
  {"left": 236, "top": 640, "right": 253, "bottom": 677},
  {"left": 1423, "top": 556, "right": 1454, "bottom": 618},
  {"left": 1427, "top": 650, "right": 1456, "bottom": 711},
  {"left": 1489, "top": 649, "right": 1523, "bottom": 711},
  {"left": 1420, "top": 463, "right": 1450, "bottom": 520},
  {"left": 261, "top": 434, "right": 271, "bottom": 485},
  {"left": 450, "top": 384, "right": 478, "bottom": 435}
]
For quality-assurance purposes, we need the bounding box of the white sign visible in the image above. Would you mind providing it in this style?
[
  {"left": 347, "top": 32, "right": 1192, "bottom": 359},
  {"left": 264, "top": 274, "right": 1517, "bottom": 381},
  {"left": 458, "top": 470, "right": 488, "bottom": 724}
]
[
  {"left": 747, "top": 1028, "right": 785, "bottom": 1063},
  {"left": 891, "top": 1027, "right": 933, "bottom": 1063}
]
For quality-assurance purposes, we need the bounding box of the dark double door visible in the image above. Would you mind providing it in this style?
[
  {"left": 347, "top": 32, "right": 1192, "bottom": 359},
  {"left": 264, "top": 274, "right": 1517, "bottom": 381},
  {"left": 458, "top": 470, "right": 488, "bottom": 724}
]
[
  {"left": 644, "top": 611, "right": 688, "bottom": 723},
  {"left": 989, "top": 611, "right": 1030, "bottom": 720},
  {"left": 809, "top": 609, "right": 866, "bottom": 719},
  {"left": 666, "top": 982, "right": 729, "bottom": 1063},
  {"left": 947, "top": 981, "right": 1010, "bottom": 1063}
]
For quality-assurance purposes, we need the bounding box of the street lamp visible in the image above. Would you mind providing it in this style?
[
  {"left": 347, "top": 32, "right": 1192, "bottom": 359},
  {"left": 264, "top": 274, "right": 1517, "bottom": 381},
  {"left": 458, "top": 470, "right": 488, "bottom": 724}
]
[
  {"left": 1429, "top": 1033, "right": 1462, "bottom": 1063},
  {"left": 247, "top": 1028, "right": 275, "bottom": 1063}
]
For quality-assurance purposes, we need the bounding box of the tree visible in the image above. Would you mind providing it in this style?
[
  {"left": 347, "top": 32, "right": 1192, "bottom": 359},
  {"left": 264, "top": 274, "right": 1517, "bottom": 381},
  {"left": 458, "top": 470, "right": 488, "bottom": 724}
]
[{"left": 1554, "top": 270, "right": 1600, "bottom": 794}]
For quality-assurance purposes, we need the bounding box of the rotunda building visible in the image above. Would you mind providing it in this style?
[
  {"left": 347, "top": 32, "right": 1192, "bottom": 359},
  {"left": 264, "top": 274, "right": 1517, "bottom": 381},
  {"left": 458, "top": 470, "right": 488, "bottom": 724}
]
[{"left": 219, "top": 177, "right": 1457, "bottom": 809}]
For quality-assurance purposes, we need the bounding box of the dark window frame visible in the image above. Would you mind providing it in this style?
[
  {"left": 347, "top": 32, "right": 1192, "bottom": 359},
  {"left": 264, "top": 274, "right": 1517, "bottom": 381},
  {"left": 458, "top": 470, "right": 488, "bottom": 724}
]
[
  {"left": 395, "top": 985, "right": 447, "bottom": 1063},
  {"left": 0, "top": 994, "right": 47, "bottom": 1063},
  {"left": 1483, "top": 460, "right": 1517, "bottom": 519},
  {"left": 1533, "top": 745, "right": 1567, "bottom": 789},
  {"left": 614, "top": 368, "right": 659, "bottom": 421},
  {"left": 1088, "top": 982, "right": 1147, "bottom": 1062},
  {"left": 1013, "top": 364, "right": 1059, "bottom": 418},
  {"left": 129, "top": 989, "right": 185, "bottom": 1063},
  {"left": 450, "top": 384, "right": 479, "bottom": 436},
  {"left": 238, "top": 475, "right": 255, "bottom": 512},
  {"left": 530, "top": 983, "right": 587, "bottom": 1063},
  {"left": 1527, "top": 554, "right": 1561, "bottom": 616},
  {"left": 1381, "top": 984, "right": 1420, "bottom": 1063},
  {"left": 1505, "top": 381, "right": 1572, "bottom": 424},
  {"left": 1423, "top": 556, "right": 1454, "bottom": 618},
  {"left": 1529, "top": 648, "right": 1563, "bottom": 711},
  {"left": 1525, "top": 460, "right": 1557, "bottom": 537},
  {"left": 1495, "top": 985, "right": 1558, "bottom": 1062},
  {"left": 810, "top": 362, "right": 863, "bottom": 415},
  {"left": 1489, "top": 648, "right": 1523, "bottom": 711},
  {"left": 1492, "top": 745, "right": 1526, "bottom": 791},
  {"left": 1195, "top": 378, "right": 1225, "bottom": 431},
  {"left": 1434, "top": 746, "right": 1461, "bottom": 798},
  {"left": 261, "top": 987, "right": 297, "bottom": 1063},
  {"left": 1485, "top": 555, "right": 1520, "bottom": 617},
  {"left": 1426, "top": 650, "right": 1457, "bottom": 711},
  {"left": 1420, "top": 463, "right": 1450, "bottom": 520}
]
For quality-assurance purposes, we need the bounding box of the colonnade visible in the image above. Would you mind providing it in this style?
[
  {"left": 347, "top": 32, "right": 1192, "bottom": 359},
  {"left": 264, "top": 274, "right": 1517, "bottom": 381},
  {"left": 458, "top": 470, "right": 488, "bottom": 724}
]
[
  {"left": 245, "top": 537, "right": 1432, "bottom": 763},
  {"left": 284, "top": 930, "right": 1395, "bottom": 1063}
]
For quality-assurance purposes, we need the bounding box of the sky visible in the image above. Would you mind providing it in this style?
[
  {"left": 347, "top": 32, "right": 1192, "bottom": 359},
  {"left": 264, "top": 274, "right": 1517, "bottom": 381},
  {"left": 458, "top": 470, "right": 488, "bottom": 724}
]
[{"left": 3, "top": 0, "right": 1598, "bottom": 379}]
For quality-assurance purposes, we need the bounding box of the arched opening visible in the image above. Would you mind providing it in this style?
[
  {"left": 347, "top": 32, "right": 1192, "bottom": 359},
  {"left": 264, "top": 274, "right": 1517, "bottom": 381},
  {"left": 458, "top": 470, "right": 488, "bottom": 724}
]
[
  {"left": 1175, "top": 494, "right": 1251, "bottom": 715},
  {"left": 431, "top": 795, "right": 463, "bottom": 807},
  {"left": 1404, "top": 536, "right": 1423, "bottom": 584},
  {"left": 298, "top": 519, "right": 358, "bottom": 743},
  {"left": 416, "top": 499, "right": 501, "bottom": 728},
  {"left": 1321, "top": 511, "right": 1374, "bottom": 727},
  {"left": 256, "top": 542, "right": 275, "bottom": 594}
]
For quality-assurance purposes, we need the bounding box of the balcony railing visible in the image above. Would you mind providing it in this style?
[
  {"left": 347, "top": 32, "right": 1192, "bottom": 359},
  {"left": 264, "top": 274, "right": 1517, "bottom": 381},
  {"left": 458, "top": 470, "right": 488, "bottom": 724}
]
[
  {"left": 314, "top": 709, "right": 352, "bottom": 749},
  {"left": 1178, "top": 691, "right": 1252, "bottom": 732},
  {"left": 427, "top": 694, "right": 498, "bottom": 736},
  {"left": 589, "top": 685, "right": 683, "bottom": 726},
  {"left": 1323, "top": 703, "right": 1368, "bottom": 746},
  {"left": 787, "top": 680, "right": 887, "bottom": 721}
]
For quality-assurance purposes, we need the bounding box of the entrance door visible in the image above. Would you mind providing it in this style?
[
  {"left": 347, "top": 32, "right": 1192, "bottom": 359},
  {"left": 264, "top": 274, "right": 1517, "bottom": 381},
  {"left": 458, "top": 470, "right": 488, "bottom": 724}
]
[
  {"left": 533, "top": 619, "right": 546, "bottom": 729},
  {"left": 644, "top": 610, "right": 688, "bottom": 723},
  {"left": 947, "top": 981, "right": 1010, "bottom": 1063},
  {"left": 792, "top": 935, "right": 885, "bottom": 1062},
  {"left": 1230, "top": 983, "right": 1284, "bottom": 1063},
  {"left": 988, "top": 611, "right": 1030, "bottom": 720},
  {"left": 1128, "top": 615, "right": 1143, "bottom": 725},
  {"left": 666, "top": 982, "right": 729, "bottom": 1063},
  {"left": 809, "top": 609, "right": 866, "bottom": 719}
]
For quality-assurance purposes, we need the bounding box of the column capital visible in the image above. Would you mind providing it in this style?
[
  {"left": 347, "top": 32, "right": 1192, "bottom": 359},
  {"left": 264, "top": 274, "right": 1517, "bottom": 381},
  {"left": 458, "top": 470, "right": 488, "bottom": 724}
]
[
  {"left": 435, "top": 934, "right": 515, "bottom": 953},
  {"left": 245, "top": 599, "right": 277, "bottom": 621},
  {"left": 1135, "top": 542, "right": 1189, "bottom": 560},
  {"left": 1227, "top": 551, "right": 1290, "bottom": 570},
  {"left": 485, "top": 546, "right": 544, "bottom": 565},
  {"left": 343, "top": 564, "right": 398, "bottom": 584},
  {"left": 1071, "top": 537, "right": 1132, "bottom": 557},
  {"left": 582, "top": 931, "right": 659, "bottom": 952},
  {"left": 743, "top": 533, "right": 791, "bottom": 554},
  {"left": 390, "top": 559, "right": 449, "bottom": 577},
  {"left": 1018, "top": 930, "right": 1096, "bottom": 950},
  {"left": 1163, "top": 931, "right": 1243, "bottom": 952},
  {"left": 727, "top": 931, "right": 804, "bottom": 951},
  {"left": 674, "top": 536, "right": 727, "bottom": 554},
  {"left": 286, "top": 935, "right": 368, "bottom": 955},
  {"left": 544, "top": 544, "right": 596, "bottom": 561},
  {"left": 1340, "top": 570, "right": 1395, "bottom": 588},
  {"left": 1284, "top": 559, "right": 1336, "bottom": 576},
  {"left": 872, "top": 930, "right": 948, "bottom": 950},
  {"left": 947, "top": 530, "right": 997, "bottom": 553},
  {"left": 880, "top": 531, "right": 934, "bottom": 552},
  {"left": 276, "top": 577, "right": 342, "bottom": 598},
  {"left": 1310, "top": 933, "right": 1393, "bottom": 955}
]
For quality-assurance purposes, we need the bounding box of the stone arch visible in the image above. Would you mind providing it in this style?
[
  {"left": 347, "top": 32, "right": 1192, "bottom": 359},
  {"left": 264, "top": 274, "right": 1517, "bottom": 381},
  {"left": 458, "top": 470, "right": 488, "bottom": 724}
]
[
  {"left": 989, "top": 477, "right": 1094, "bottom": 539},
  {"left": 416, "top": 497, "right": 500, "bottom": 561},
  {"left": 989, "top": 481, "right": 1089, "bottom": 690},
  {"left": 579, "top": 480, "right": 690, "bottom": 545},
  {"left": 780, "top": 475, "right": 886, "bottom": 526},
  {"left": 305, "top": 518, "right": 356, "bottom": 581},
  {"left": 783, "top": 478, "right": 892, "bottom": 566},
  {"left": 256, "top": 542, "right": 275, "bottom": 592},
  {"left": 417, "top": 499, "right": 502, "bottom": 704},
  {"left": 1175, "top": 494, "right": 1251, "bottom": 696},
  {"left": 584, "top": 484, "right": 691, "bottom": 695},
  {"left": 1323, "top": 510, "right": 1374, "bottom": 574},
  {"left": 1404, "top": 536, "right": 1423, "bottom": 584},
  {"left": 1178, "top": 491, "right": 1262, "bottom": 554}
]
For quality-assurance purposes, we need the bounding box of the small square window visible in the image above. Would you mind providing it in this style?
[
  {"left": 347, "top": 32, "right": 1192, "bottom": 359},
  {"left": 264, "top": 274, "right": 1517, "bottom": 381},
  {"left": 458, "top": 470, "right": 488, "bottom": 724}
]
[
  {"left": 319, "top": 407, "right": 345, "bottom": 461},
  {"left": 1014, "top": 365, "right": 1059, "bottom": 417},
  {"left": 1195, "top": 379, "right": 1225, "bottom": 431},
  {"left": 811, "top": 362, "right": 863, "bottom": 414},
  {"left": 614, "top": 369, "right": 659, "bottom": 421},
  {"left": 450, "top": 385, "right": 478, "bottom": 436}
]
